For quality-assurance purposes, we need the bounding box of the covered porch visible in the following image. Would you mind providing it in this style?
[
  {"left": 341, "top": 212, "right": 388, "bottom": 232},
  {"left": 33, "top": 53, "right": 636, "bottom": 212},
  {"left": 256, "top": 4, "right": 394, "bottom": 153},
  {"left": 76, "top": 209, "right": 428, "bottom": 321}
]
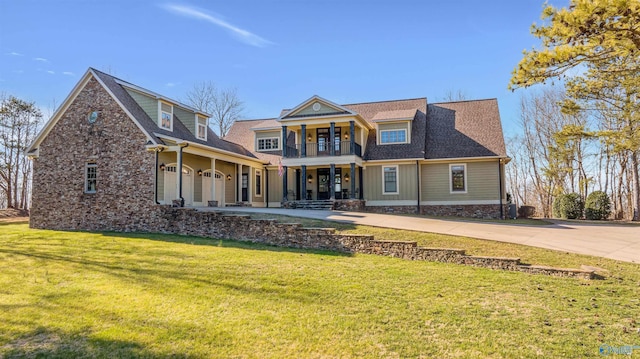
[{"left": 273, "top": 163, "right": 365, "bottom": 204}]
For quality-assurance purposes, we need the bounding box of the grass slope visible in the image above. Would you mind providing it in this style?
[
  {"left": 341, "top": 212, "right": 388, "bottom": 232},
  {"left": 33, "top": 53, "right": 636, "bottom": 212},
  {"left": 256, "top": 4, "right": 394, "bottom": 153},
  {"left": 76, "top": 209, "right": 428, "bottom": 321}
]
[{"left": 1, "top": 222, "right": 639, "bottom": 358}]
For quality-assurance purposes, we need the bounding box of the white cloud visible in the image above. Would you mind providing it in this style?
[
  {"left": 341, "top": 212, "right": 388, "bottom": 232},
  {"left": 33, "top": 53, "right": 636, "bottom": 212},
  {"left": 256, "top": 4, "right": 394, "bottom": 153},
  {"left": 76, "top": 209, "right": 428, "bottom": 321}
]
[
  {"left": 63, "top": 71, "right": 75, "bottom": 76},
  {"left": 34, "top": 57, "right": 48, "bottom": 62},
  {"left": 161, "top": 4, "right": 273, "bottom": 48},
  {"left": 47, "top": 70, "right": 55, "bottom": 74},
  {"left": 165, "top": 82, "right": 178, "bottom": 87},
  {"left": 8, "top": 52, "right": 23, "bottom": 56}
]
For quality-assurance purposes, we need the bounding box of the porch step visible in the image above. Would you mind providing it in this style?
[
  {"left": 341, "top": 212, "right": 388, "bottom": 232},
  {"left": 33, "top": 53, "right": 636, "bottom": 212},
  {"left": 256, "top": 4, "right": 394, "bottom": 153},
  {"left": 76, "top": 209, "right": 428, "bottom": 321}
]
[{"left": 286, "top": 200, "right": 334, "bottom": 210}]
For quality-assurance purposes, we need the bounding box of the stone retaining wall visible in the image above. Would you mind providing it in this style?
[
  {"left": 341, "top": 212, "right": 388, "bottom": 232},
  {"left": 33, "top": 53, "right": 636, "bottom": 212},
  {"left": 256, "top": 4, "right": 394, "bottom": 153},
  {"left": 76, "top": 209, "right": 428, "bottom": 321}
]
[{"left": 156, "top": 207, "right": 594, "bottom": 279}]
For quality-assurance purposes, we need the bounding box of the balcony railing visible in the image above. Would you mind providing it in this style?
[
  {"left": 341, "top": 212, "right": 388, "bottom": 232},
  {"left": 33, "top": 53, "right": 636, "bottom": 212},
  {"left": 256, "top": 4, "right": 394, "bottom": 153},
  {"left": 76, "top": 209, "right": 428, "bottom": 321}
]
[{"left": 285, "top": 141, "right": 362, "bottom": 158}]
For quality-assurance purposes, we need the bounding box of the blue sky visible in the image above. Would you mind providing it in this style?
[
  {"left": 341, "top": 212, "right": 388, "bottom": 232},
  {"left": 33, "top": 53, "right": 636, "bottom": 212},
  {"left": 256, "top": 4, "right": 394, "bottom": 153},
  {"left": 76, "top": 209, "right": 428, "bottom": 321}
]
[{"left": 0, "top": 0, "right": 566, "bottom": 137}]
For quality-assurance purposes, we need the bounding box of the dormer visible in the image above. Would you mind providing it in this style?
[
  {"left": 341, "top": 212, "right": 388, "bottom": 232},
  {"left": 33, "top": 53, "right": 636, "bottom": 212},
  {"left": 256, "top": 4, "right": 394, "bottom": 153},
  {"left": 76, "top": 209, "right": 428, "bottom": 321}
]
[
  {"left": 371, "top": 109, "right": 417, "bottom": 145},
  {"left": 196, "top": 115, "right": 208, "bottom": 141}
]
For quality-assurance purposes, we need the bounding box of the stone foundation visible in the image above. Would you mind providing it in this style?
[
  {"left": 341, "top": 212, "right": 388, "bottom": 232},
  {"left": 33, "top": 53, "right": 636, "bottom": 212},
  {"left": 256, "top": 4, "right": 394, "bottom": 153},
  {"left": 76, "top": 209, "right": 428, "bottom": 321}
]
[
  {"left": 420, "top": 204, "right": 507, "bottom": 219},
  {"left": 363, "top": 205, "right": 419, "bottom": 214},
  {"left": 333, "top": 199, "right": 365, "bottom": 211}
]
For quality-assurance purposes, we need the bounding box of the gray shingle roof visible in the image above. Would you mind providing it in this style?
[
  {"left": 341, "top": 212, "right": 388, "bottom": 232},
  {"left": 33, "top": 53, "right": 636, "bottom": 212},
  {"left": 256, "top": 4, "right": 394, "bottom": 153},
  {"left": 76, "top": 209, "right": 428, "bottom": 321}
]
[
  {"left": 426, "top": 99, "right": 507, "bottom": 159},
  {"left": 223, "top": 97, "right": 507, "bottom": 163},
  {"left": 92, "top": 68, "right": 257, "bottom": 159}
]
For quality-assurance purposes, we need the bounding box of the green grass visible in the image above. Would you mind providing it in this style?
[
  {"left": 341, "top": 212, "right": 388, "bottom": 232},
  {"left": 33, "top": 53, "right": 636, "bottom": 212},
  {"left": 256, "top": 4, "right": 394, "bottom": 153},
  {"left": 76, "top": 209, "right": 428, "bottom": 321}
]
[{"left": 1, "top": 223, "right": 639, "bottom": 358}]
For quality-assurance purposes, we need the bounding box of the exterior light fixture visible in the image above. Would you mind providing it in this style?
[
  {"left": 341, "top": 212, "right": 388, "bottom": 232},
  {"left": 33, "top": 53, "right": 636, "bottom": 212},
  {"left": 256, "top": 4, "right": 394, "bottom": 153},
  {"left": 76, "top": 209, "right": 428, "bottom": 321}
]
[
  {"left": 197, "top": 169, "right": 203, "bottom": 176},
  {"left": 159, "top": 163, "right": 166, "bottom": 171},
  {"left": 308, "top": 174, "right": 313, "bottom": 183},
  {"left": 344, "top": 173, "right": 350, "bottom": 182},
  {"left": 307, "top": 134, "right": 312, "bottom": 141},
  {"left": 227, "top": 174, "right": 232, "bottom": 181},
  {"left": 344, "top": 133, "right": 349, "bottom": 140}
]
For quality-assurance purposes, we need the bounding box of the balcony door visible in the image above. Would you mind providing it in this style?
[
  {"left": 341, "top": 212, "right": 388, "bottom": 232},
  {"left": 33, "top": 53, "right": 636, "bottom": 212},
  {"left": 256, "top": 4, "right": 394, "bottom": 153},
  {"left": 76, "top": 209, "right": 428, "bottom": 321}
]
[{"left": 317, "top": 128, "right": 329, "bottom": 156}]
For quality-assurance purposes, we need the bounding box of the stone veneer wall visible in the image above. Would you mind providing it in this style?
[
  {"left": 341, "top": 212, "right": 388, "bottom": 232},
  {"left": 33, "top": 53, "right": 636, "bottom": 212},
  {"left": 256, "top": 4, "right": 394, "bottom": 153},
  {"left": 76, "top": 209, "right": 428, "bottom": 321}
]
[
  {"left": 421, "top": 204, "right": 507, "bottom": 219},
  {"left": 30, "top": 77, "right": 158, "bottom": 231}
]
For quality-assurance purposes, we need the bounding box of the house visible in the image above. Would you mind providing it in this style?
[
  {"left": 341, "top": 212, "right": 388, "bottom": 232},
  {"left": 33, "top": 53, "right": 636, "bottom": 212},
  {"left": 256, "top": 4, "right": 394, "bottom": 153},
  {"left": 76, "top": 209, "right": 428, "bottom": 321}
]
[{"left": 26, "top": 68, "right": 508, "bottom": 231}]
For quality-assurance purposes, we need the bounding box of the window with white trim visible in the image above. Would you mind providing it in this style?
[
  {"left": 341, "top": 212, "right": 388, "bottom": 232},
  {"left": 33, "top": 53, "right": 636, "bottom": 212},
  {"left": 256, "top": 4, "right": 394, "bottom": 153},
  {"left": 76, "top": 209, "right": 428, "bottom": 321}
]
[
  {"left": 85, "top": 163, "right": 97, "bottom": 193},
  {"left": 382, "top": 165, "right": 399, "bottom": 194},
  {"left": 197, "top": 116, "right": 207, "bottom": 141},
  {"left": 450, "top": 164, "right": 467, "bottom": 193},
  {"left": 160, "top": 102, "right": 173, "bottom": 130},
  {"left": 380, "top": 129, "right": 407, "bottom": 144},
  {"left": 255, "top": 170, "right": 262, "bottom": 197},
  {"left": 257, "top": 137, "right": 279, "bottom": 151}
]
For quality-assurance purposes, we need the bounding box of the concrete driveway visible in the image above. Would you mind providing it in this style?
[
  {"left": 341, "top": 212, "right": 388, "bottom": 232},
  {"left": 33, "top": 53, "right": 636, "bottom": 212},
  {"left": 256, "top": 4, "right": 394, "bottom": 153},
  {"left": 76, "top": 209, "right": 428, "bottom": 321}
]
[{"left": 202, "top": 207, "right": 640, "bottom": 263}]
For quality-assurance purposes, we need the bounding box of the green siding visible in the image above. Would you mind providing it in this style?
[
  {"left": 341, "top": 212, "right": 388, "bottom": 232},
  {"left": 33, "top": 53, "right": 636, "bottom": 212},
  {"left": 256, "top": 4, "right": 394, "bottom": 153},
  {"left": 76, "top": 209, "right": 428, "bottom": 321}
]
[
  {"left": 364, "top": 164, "right": 418, "bottom": 201},
  {"left": 421, "top": 161, "right": 501, "bottom": 201},
  {"left": 174, "top": 107, "right": 196, "bottom": 136},
  {"left": 214, "top": 161, "right": 237, "bottom": 204},
  {"left": 292, "top": 102, "right": 342, "bottom": 117},
  {"left": 255, "top": 131, "right": 281, "bottom": 151},
  {"left": 126, "top": 90, "right": 158, "bottom": 123},
  {"left": 378, "top": 122, "right": 410, "bottom": 131},
  {"left": 267, "top": 169, "right": 282, "bottom": 203}
]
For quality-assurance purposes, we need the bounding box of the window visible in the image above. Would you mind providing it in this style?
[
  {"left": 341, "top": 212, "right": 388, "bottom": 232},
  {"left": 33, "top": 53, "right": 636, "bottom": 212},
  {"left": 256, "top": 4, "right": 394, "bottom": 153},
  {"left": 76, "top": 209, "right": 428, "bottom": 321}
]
[
  {"left": 160, "top": 102, "right": 173, "bottom": 130},
  {"left": 380, "top": 129, "right": 407, "bottom": 144},
  {"left": 257, "top": 138, "right": 279, "bottom": 151},
  {"left": 85, "top": 163, "right": 97, "bottom": 193},
  {"left": 197, "top": 116, "right": 207, "bottom": 140},
  {"left": 450, "top": 164, "right": 467, "bottom": 193},
  {"left": 382, "top": 166, "right": 398, "bottom": 194},
  {"left": 255, "top": 170, "right": 262, "bottom": 197}
]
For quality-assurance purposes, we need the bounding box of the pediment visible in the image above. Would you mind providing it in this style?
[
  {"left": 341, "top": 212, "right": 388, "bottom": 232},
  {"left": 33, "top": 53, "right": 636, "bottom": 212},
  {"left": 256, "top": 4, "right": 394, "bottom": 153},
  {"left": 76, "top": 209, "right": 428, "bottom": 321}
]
[{"left": 279, "top": 95, "right": 357, "bottom": 120}]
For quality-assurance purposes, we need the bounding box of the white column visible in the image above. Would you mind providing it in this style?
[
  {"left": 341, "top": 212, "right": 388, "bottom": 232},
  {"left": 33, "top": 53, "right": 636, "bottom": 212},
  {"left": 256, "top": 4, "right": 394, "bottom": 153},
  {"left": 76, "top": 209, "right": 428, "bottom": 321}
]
[
  {"left": 176, "top": 150, "right": 182, "bottom": 202},
  {"left": 211, "top": 157, "right": 216, "bottom": 206},
  {"left": 237, "top": 163, "right": 242, "bottom": 202},
  {"left": 248, "top": 167, "right": 253, "bottom": 204}
]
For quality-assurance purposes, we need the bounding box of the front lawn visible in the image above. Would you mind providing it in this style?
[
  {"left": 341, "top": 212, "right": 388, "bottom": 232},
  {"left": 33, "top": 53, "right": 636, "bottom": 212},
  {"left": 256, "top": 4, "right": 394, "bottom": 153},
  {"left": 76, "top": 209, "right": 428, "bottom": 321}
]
[{"left": 1, "top": 222, "right": 639, "bottom": 358}]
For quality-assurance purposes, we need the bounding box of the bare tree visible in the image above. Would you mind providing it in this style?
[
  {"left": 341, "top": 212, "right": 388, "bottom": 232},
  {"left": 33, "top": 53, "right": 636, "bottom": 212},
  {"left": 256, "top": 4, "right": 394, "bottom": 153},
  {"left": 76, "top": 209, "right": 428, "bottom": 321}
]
[
  {"left": 0, "top": 94, "right": 42, "bottom": 209},
  {"left": 185, "top": 81, "right": 244, "bottom": 137},
  {"left": 439, "top": 89, "right": 468, "bottom": 102}
]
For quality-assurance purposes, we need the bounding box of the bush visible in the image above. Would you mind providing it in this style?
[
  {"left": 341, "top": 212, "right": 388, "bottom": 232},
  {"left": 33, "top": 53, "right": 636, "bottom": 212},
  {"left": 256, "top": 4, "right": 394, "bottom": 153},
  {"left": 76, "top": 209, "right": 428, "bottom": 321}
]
[
  {"left": 517, "top": 206, "right": 536, "bottom": 219},
  {"left": 553, "top": 193, "right": 584, "bottom": 219},
  {"left": 584, "top": 191, "right": 611, "bottom": 220}
]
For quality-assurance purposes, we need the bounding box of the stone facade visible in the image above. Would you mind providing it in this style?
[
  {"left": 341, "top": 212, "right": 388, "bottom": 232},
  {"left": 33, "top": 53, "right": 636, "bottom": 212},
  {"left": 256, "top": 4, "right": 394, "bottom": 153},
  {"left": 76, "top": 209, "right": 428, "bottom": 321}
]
[
  {"left": 363, "top": 205, "right": 419, "bottom": 215},
  {"left": 30, "top": 77, "right": 157, "bottom": 231},
  {"left": 421, "top": 204, "right": 507, "bottom": 219},
  {"left": 333, "top": 199, "right": 365, "bottom": 211}
]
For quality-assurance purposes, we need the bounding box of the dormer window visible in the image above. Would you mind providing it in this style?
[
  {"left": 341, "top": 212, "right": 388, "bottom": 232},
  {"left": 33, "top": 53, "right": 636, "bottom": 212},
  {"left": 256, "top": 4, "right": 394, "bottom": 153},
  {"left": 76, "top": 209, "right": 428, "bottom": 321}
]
[
  {"left": 160, "top": 102, "right": 173, "bottom": 131},
  {"left": 197, "top": 116, "right": 207, "bottom": 141},
  {"left": 257, "top": 137, "right": 279, "bottom": 151},
  {"left": 380, "top": 129, "right": 407, "bottom": 144}
]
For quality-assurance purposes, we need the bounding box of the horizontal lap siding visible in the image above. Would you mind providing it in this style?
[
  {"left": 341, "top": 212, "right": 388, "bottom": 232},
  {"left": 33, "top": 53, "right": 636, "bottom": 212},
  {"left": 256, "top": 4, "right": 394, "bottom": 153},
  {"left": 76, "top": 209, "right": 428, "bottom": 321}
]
[
  {"left": 174, "top": 107, "right": 195, "bottom": 137},
  {"left": 422, "top": 161, "right": 500, "bottom": 202},
  {"left": 126, "top": 90, "right": 157, "bottom": 123},
  {"left": 364, "top": 164, "right": 417, "bottom": 201}
]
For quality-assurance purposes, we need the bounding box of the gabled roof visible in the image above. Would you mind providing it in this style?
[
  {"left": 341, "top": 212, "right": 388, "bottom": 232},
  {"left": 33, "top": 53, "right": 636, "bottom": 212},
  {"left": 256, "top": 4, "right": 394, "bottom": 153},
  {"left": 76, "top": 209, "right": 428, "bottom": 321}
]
[
  {"left": 28, "top": 67, "right": 259, "bottom": 161},
  {"left": 371, "top": 109, "right": 418, "bottom": 122},
  {"left": 425, "top": 99, "right": 507, "bottom": 159},
  {"left": 279, "top": 95, "right": 357, "bottom": 120},
  {"left": 224, "top": 119, "right": 282, "bottom": 164}
]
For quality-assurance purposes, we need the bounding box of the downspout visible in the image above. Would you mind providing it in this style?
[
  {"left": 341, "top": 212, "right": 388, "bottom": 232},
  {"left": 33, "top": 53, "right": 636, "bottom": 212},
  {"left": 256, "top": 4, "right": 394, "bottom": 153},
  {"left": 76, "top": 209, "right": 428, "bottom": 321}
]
[
  {"left": 265, "top": 166, "right": 269, "bottom": 208},
  {"left": 498, "top": 158, "right": 504, "bottom": 219},
  {"left": 416, "top": 160, "right": 420, "bottom": 214},
  {"left": 178, "top": 143, "right": 189, "bottom": 207}
]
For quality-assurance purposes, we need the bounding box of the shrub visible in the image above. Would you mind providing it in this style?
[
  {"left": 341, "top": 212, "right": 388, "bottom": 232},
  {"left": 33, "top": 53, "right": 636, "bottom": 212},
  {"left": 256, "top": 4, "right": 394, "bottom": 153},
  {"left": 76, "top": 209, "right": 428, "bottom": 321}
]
[
  {"left": 584, "top": 191, "right": 611, "bottom": 220},
  {"left": 552, "top": 193, "right": 584, "bottom": 219},
  {"left": 517, "top": 206, "right": 536, "bottom": 219}
]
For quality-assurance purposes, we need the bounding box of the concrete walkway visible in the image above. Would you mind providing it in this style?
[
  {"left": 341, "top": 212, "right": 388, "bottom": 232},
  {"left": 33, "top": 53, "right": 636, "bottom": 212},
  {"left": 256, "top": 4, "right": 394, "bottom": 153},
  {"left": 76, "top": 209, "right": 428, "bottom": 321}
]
[{"left": 199, "top": 207, "right": 640, "bottom": 263}]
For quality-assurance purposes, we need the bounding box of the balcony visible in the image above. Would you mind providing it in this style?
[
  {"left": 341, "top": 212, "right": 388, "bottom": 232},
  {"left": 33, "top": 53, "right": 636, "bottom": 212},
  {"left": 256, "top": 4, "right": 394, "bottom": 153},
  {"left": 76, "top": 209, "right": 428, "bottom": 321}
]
[{"left": 285, "top": 141, "right": 362, "bottom": 158}]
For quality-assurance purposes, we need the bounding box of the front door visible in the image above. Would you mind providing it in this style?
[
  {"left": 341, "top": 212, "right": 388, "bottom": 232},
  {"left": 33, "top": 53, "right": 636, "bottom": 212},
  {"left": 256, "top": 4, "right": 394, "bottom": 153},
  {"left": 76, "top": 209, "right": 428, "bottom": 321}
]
[
  {"left": 317, "top": 168, "right": 330, "bottom": 200},
  {"left": 242, "top": 173, "right": 248, "bottom": 202},
  {"left": 334, "top": 168, "right": 342, "bottom": 199}
]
